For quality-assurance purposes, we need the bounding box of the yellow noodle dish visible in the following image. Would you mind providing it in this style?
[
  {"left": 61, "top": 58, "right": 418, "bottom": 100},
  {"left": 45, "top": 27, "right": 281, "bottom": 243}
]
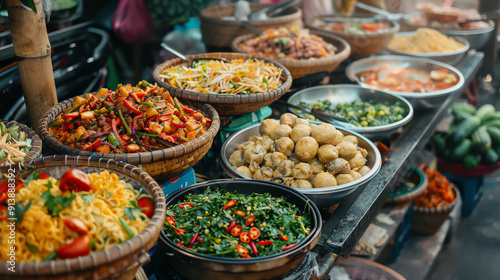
[
  {"left": 0, "top": 169, "right": 154, "bottom": 262},
  {"left": 388, "top": 28, "right": 465, "bottom": 53}
]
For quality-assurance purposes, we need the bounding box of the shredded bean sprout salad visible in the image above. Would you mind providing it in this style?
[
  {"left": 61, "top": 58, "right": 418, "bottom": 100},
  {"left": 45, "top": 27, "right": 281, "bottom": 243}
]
[
  {"left": 159, "top": 59, "right": 284, "bottom": 94},
  {"left": 0, "top": 122, "right": 32, "bottom": 167}
]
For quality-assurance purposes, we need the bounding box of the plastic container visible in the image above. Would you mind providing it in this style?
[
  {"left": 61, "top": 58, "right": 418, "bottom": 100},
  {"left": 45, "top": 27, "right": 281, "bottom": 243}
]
[{"left": 441, "top": 172, "right": 484, "bottom": 217}]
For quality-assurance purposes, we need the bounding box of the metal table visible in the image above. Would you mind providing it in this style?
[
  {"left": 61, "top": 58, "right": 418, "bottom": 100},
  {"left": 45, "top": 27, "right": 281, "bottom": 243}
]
[{"left": 307, "top": 51, "right": 484, "bottom": 279}]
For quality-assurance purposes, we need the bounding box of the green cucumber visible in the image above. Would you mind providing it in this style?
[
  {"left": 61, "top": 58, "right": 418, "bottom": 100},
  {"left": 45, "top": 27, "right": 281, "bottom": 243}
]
[
  {"left": 463, "top": 153, "right": 481, "bottom": 169},
  {"left": 484, "top": 148, "right": 499, "bottom": 166},
  {"left": 486, "top": 126, "right": 500, "bottom": 145},
  {"left": 451, "top": 139, "right": 472, "bottom": 161},
  {"left": 452, "top": 111, "right": 474, "bottom": 123},
  {"left": 450, "top": 116, "right": 481, "bottom": 144},
  {"left": 451, "top": 102, "right": 476, "bottom": 116},
  {"left": 476, "top": 104, "right": 496, "bottom": 122},
  {"left": 471, "top": 126, "right": 491, "bottom": 152}
]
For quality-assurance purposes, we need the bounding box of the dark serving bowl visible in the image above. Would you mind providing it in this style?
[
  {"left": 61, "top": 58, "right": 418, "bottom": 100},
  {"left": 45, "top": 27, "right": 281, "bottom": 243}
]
[{"left": 157, "top": 179, "right": 322, "bottom": 280}]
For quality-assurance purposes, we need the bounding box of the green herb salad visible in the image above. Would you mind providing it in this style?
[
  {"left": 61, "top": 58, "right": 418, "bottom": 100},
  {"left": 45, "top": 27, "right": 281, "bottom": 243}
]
[{"left": 163, "top": 188, "right": 311, "bottom": 259}]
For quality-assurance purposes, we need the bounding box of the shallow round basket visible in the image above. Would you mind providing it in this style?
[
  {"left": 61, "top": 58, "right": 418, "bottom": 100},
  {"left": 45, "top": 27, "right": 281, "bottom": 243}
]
[
  {"left": 0, "top": 120, "right": 42, "bottom": 173},
  {"left": 200, "top": 3, "right": 302, "bottom": 49},
  {"left": 39, "top": 97, "right": 220, "bottom": 180},
  {"left": 346, "top": 55, "right": 465, "bottom": 110},
  {"left": 286, "top": 85, "right": 414, "bottom": 142},
  {"left": 386, "top": 165, "right": 428, "bottom": 204},
  {"left": 219, "top": 122, "right": 382, "bottom": 208},
  {"left": 411, "top": 183, "right": 459, "bottom": 235},
  {"left": 306, "top": 14, "right": 399, "bottom": 57},
  {"left": 386, "top": 31, "right": 470, "bottom": 65},
  {"left": 0, "top": 155, "right": 166, "bottom": 280},
  {"left": 403, "top": 12, "right": 495, "bottom": 50},
  {"left": 153, "top": 52, "right": 292, "bottom": 116},
  {"left": 335, "top": 257, "right": 406, "bottom": 280},
  {"left": 158, "top": 179, "right": 321, "bottom": 280},
  {"left": 231, "top": 29, "right": 350, "bottom": 79}
]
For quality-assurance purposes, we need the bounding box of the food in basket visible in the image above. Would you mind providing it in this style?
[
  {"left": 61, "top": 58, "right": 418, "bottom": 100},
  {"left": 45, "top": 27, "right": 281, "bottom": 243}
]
[
  {"left": 388, "top": 28, "right": 465, "bottom": 53},
  {"left": 159, "top": 59, "right": 283, "bottom": 94},
  {"left": 0, "top": 169, "right": 153, "bottom": 261},
  {"left": 49, "top": 81, "right": 212, "bottom": 153},
  {"left": 228, "top": 115, "right": 371, "bottom": 188},
  {"left": 0, "top": 123, "right": 33, "bottom": 166},
  {"left": 309, "top": 19, "right": 392, "bottom": 34},
  {"left": 414, "top": 164, "right": 455, "bottom": 208},
  {"left": 163, "top": 188, "right": 310, "bottom": 258},
  {"left": 410, "top": 3, "right": 490, "bottom": 30},
  {"left": 237, "top": 27, "right": 337, "bottom": 60},
  {"left": 297, "top": 99, "right": 407, "bottom": 127},
  {"left": 356, "top": 65, "right": 459, "bottom": 93}
]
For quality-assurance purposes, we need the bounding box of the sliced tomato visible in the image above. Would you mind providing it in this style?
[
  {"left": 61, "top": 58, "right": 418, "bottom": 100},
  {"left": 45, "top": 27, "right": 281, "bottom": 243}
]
[
  {"left": 231, "top": 225, "right": 242, "bottom": 237},
  {"left": 0, "top": 205, "right": 7, "bottom": 221},
  {"left": 56, "top": 235, "right": 91, "bottom": 259},
  {"left": 279, "top": 234, "right": 288, "bottom": 241},
  {"left": 236, "top": 244, "right": 248, "bottom": 257},
  {"left": 137, "top": 196, "right": 155, "bottom": 219},
  {"left": 240, "top": 232, "right": 251, "bottom": 244},
  {"left": 245, "top": 214, "right": 255, "bottom": 226},
  {"left": 249, "top": 227, "right": 261, "bottom": 240},
  {"left": 63, "top": 218, "right": 89, "bottom": 234},
  {"left": 281, "top": 243, "right": 298, "bottom": 251},
  {"left": 39, "top": 173, "right": 50, "bottom": 180},
  {"left": 223, "top": 199, "right": 237, "bottom": 210},
  {"left": 0, "top": 181, "right": 8, "bottom": 203},
  {"left": 257, "top": 240, "right": 273, "bottom": 246},
  {"left": 59, "top": 169, "right": 91, "bottom": 192},
  {"left": 234, "top": 210, "right": 246, "bottom": 217}
]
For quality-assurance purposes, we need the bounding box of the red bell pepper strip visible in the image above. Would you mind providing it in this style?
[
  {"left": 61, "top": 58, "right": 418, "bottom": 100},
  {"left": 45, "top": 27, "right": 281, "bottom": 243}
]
[
  {"left": 281, "top": 243, "right": 298, "bottom": 251},
  {"left": 171, "top": 121, "right": 185, "bottom": 129},
  {"left": 145, "top": 116, "right": 156, "bottom": 128},
  {"left": 180, "top": 115, "right": 188, "bottom": 123},
  {"left": 83, "top": 138, "right": 102, "bottom": 151},
  {"left": 123, "top": 100, "right": 143, "bottom": 115},
  {"left": 129, "top": 92, "right": 141, "bottom": 103},
  {"left": 226, "top": 220, "right": 236, "bottom": 234},
  {"left": 257, "top": 240, "right": 273, "bottom": 246},
  {"left": 62, "top": 112, "right": 79, "bottom": 120},
  {"left": 181, "top": 106, "right": 196, "bottom": 116},
  {"left": 250, "top": 241, "right": 258, "bottom": 256},
  {"left": 112, "top": 118, "right": 127, "bottom": 147}
]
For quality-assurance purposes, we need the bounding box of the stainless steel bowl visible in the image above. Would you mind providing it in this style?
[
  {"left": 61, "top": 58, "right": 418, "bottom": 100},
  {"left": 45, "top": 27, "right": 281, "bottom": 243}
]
[
  {"left": 287, "top": 85, "right": 414, "bottom": 142},
  {"left": 403, "top": 12, "right": 495, "bottom": 50},
  {"left": 386, "top": 32, "right": 470, "bottom": 65},
  {"left": 346, "top": 55, "right": 465, "bottom": 109},
  {"left": 220, "top": 122, "right": 382, "bottom": 208}
]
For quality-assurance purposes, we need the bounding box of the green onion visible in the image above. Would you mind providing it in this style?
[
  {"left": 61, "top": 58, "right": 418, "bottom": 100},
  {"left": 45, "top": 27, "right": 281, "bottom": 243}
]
[
  {"left": 119, "top": 217, "right": 135, "bottom": 238},
  {"left": 174, "top": 99, "right": 184, "bottom": 118},
  {"left": 0, "top": 150, "right": 5, "bottom": 161},
  {"left": 49, "top": 122, "right": 63, "bottom": 128},
  {"left": 25, "top": 242, "right": 38, "bottom": 253},
  {"left": 118, "top": 109, "right": 132, "bottom": 135},
  {"left": 70, "top": 103, "right": 84, "bottom": 113},
  {"left": 43, "top": 251, "right": 57, "bottom": 261},
  {"left": 136, "top": 131, "right": 159, "bottom": 137},
  {"left": 103, "top": 106, "right": 115, "bottom": 114},
  {"left": 140, "top": 102, "right": 154, "bottom": 108},
  {"left": 10, "top": 131, "right": 20, "bottom": 141},
  {"left": 180, "top": 136, "right": 189, "bottom": 142}
]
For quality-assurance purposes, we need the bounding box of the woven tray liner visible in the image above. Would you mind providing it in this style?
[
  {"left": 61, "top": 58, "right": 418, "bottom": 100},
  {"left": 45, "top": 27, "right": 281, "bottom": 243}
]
[
  {"left": 200, "top": 3, "right": 302, "bottom": 48},
  {"left": 153, "top": 52, "right": 292, "bottom": 116},
  {"left": 0, "top": 120, "right": 42, "bottom": 173},
  {"left": 231, "top": 29, "right": 351, "bottom": 79},
  {"left": 305, "top": 15, "right": 399, "bottom": 57},
  {"left": 38, "top": 96, "right": 220, "bottom": 180},
  {"left": 0, "top": 155, "right": 166, "bottom": 279}
]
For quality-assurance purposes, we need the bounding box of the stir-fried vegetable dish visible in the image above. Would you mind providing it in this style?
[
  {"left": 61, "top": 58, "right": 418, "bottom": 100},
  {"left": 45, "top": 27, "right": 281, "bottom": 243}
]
[
  {"left": 310, "top": 19, "right": 392, "bottom": 34},
  {"left": 160, "top": 59, "right": 283, "bottom": 94},
  {"left": 238, "top": 27, "right": 336, "bottom": 60},
  {"left": 0, "top": 123, "right": 33, "bottom": 166},
  {"left": 164, "top": 188, "right": 311, "bottom": 258},
  {"left": 299, "top": 99, "right": 407, "bottom": 127},
  {"left": 414, "top": 164, "right": 455, "bottom": 208},
  {"left": 357, "top": 65, "right": 459, "bottom": 93},
  {"left": 0, "top": 169, "right": 153, "bottom": 261},
  {"left": 49, "top": 81, "right": 211, "bottom": 153}
]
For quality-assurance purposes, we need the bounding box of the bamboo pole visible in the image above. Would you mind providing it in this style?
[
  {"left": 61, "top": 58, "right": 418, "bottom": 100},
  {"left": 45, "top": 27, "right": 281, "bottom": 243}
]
[{"left": 5, "top": 0, "right": 57, "bottom": 134}]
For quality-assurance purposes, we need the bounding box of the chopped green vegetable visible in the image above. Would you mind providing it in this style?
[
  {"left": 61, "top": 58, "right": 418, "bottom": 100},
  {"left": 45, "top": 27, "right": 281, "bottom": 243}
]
[
  {"left": 118, "top": 109, "right": 132, "bottom": 135},
  {"left": 119, "top": 217, "right": 135, "bottom": 238}
]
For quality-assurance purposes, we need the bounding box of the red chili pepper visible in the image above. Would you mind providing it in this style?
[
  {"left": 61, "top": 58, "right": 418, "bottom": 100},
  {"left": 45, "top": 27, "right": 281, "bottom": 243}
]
[
  {"left": 159, "top": 133, "right": 176, "bottom": 143},
  {"left": 105, "top": 117, "right": 112, "bottom": 123},
  {"left": 145, "top": 115, "right": 156, "bottom": 128},
  {"left": 181, "top": 106, "right": 196, "bottom": 115},
  {"left": 281, "top": 243, "right": 298, "bottom": 251},
  {"left": 234, "top": 210, "right": 246, "bottom": 217},
  {"left": 196, "top": 237, "right": 204, "bottom": 243},
  {"left": 132, "top": 113, "right": 144, "bottom": 134},
  {"left": 175, "top": 228, "right": 187, "bottom": 235},
  {"left": 112, "top": 118, "right": 126, "bottom": 147},
  {"left": 257, "top": 240, "right": 273, "bottom": 246},
  {"left": 250, "top": 241, "right": 258, "bottom": 256},
  {"left": 135, "top": 92, "right": 147, "bottom": 97},
  {"left": 226, "top": 220, "right": 236, "bottom": 234},
  {"left": 188, "top": 232, "right": 199, "bottom": 248},
  {"left": 62, "top": 112, "right": 79, "bottom": 120},
  {"left": 179, "top": 203, "right": 194, "bottom": 210},
  {"left": 279, "top": 234, "right": 288, "bottom": 241},
  {"left": 223, "top": 199, "right": 237, "bottom": 210},
  {"left": 123, "top": 100, "right": 143, "bottom": 115},
  {"left": 166, "top": 216, "right": 176, "bottom": 227},
  {"left": 76, "top": 121, "right": 81, "bottom": 127},
  {"left": 245, "top": 214, "right": 255, "bottom": 226},
  {"left": 129, "top": 92, "right": 141, "bottom": 103},
  {"left": 177, "top": 241, "right": 183, "bottom": 247},
  {"left": 171, "top": 120, "right": 185, "bottom": 129},
  {"left": 83, "top": 138, "right": 102, "bottom": 151}
]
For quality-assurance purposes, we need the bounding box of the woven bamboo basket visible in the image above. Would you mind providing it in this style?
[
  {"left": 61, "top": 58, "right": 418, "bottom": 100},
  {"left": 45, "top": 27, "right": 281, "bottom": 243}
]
[
  {"left": 0, "top": 120, "right": 42, "bottom": 173},
  {"left": 153, "top": 52, "right": 292, "bottom": 116},
  {"left": 200, "top": 3, "right": 302, "bottom": 49},
  {"left": 231, "top": 29, "right": 351, "bottom": 79},
  {"left": 38, "top": 98, "right": 220, "bottom": 180},
  {"left": 0, "top": 155, "right": 166, "bottom": 280},
  {"left": 306, "top": 15, "right": 399, "bottom": 57}
]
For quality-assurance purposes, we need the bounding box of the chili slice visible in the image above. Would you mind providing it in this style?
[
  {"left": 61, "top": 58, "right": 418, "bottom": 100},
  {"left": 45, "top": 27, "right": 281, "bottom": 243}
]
[
  {"left": 223, "top": 199, "right": 237, "bottom": 210},
  {"left": 123, "top": 100, "right": 143, "bottom": 115},
  {"left": 279, "top": 234, "right": 288, "bottom": 241},
  {"left": 281, "top": 243, "right": 298, "bottom": 251},
  {"left": 112, "top": 119, "right": 126, "bottom": 147},
  {"left": 231, "top": 225, "right": 242, "bottom": 237},
  {"left": 234, "top": 210, "right": 246, "bottom": 217},
  {"left": 175, "top": 228, "right": 187, "bottom": 235},
  {"left": 166, "top": 216, "right": 176, "bottom": 227},
  {"left": 226, "top": 220, "right": 236, "bottom": 234},
  {"left": 250, "top": 241, "right": 258, "bottom": 256},
  {"left": 245, "top": 214, "right": 255, "bottom": 226},
  {"left": 257, "top": 240, "right": 273, "bottom": 246},
  {"left": 240, "top": 232, "right": 251, "bottom": 243},
  {"left": 179, "top": 203, "right": 194, "bottom": 210},
  {"left": 236, "top": 244, "right": 248, "bottom": 257}
]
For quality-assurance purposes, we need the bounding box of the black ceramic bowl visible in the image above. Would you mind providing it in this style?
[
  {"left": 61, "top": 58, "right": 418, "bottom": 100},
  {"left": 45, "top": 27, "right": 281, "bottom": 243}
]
[{"left": 158, "top": 179, "right": 322, "bottom": 280}]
